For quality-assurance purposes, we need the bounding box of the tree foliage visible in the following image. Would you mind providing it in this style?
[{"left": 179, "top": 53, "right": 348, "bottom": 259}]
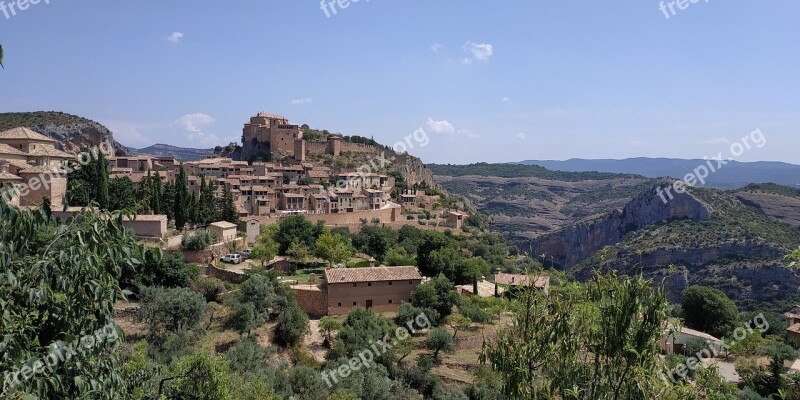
[
  {"left": 681, "top": 285, "right": 739, "bottom": 338},
  {"left": 0, "top": 199, "right": 145, "bottom": 398}
]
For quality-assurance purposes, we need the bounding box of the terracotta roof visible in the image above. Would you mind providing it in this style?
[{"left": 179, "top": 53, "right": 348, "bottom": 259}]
[
  {"left": 494, "top": 272, "right": 550, "bottom": 289},
  {"left": 0, "top": 172, "right": 23, "bottom": 181},
  {"left": 325, "top": 266, "right": 422, "bottom": 284},
  {"left": 19, "top": 164, "right": 67, "bottom": 174},
  {"left": 680, "top": 327, "right": 720, "bottom": 342},
  {"left": 0, "top": 127, "right": 56, "bottom": 142},
  {"left": 0, "top": 143, "right": 28, "bottom": 156},
  {"left": 124, "top": 214, "right": 168, "bottom": 222},
  {"left": 307, "top": 170, "right": 329, "bottom": 178},
  {"left": 789, "top": 323, "right": 800, "bottom": 334},
  {"left": 27, "top": 145, "right": 73, "bottom": 158},
  {"left": 210, "top": 221, "right": 238, "bottom": 229}
]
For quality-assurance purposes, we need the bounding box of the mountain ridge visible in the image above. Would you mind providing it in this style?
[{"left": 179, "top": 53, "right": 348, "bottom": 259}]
[{"left": 519, "top": 158, "right": 800, "bottom": 189}]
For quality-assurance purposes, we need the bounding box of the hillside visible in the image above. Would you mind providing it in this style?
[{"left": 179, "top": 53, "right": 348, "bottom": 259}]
[
  {"left": 431, "top": 163, "right": 800, "bottom": 311},
  {"left": 520, "top": 158, "right": 800, "bottom": 189},
  {"left": 128, "top": 143, "right": 215, "bottom": 161},
  {"left": 0, "top": 111, "right": 128, "bottom": 155}
]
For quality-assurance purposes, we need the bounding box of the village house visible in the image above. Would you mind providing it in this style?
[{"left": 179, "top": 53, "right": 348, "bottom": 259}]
[
  {"left": 785, "top": 310, "right": 800, "bottom": 345},
  {"left": 494, "top": 271, "right": 551, "bottom": 295},
  {"left": 323, "top": 266, "right": 423, "bottom": 316},
  {"left": 662, "top": 325, "right": 722, "bottom": 355},
  {"left": 208, "top": 221, "right": 239, "bottom": 243}
]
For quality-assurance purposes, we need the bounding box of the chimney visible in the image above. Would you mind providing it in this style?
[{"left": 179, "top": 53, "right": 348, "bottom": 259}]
[
  {"left": 369, "top": 258, "right": 376, "bottom": 268},
  {"left": 0, "top": 162, "right": 8, "bottom": 174}
]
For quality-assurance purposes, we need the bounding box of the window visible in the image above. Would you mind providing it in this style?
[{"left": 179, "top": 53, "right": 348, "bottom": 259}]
[
  {"left": 409, "top": 280, "right": 413, "bottom": 284},
  {"left": 388, "top": 300, "right": 393, "bottom": 304},
  {"left": 368, "top": 282, "right": 372, "bottom": 287},
  {"left": 388, "top": 281, "right": 393, "bottom": 286},
  {"left": 338, "top": 302, "right": 342, "bottom": 307},
  {"left": 353, "top": 302, "right": 357, "bottom": 306},
  {"left": 353, "top": 283, "right": 357, "bottom": 287}
]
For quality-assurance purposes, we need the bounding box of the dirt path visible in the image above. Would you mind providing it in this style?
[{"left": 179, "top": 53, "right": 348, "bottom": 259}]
[{"left": 304, "top": 319, "right": 327, "bottom": 362}]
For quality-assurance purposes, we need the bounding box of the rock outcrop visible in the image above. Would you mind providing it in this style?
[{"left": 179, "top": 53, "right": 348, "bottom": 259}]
[{"left": 531, "top": 186, "right": 713, "bottom": 268}]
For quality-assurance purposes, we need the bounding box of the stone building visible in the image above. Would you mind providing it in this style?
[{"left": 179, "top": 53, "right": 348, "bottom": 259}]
[
  {"left": 241, "top": 113, "right": 302, "bottom": 159},
  {"left": 324, "top": 266, "right": 422, "bottom": 315}
]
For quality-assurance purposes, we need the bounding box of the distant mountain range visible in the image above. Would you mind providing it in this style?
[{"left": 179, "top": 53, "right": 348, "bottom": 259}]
[
  {"left": 127, "top": 144, "right": 215, "bottom": 161},
  {"left": 518, "top": 158, "right": 800, "bottom": 189}
]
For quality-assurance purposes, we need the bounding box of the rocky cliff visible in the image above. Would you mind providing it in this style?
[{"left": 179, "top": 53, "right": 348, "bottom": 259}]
[
  {"left": 531, "top": 186, "right": 714, "bottom": 268},
  {"left": 0, "top": 111, "right": 128, "bottom": 156}
]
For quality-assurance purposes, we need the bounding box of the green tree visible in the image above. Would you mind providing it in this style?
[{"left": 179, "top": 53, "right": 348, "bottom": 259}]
[
  {"left": 416, "top": 230, "right": 451, "bottom": 277},
  {"left": 274, "top": 303, "right": 309, "bottom": 347},
  {"left": 482, "top": 272, "right": 681, "bottom": 399},
  {"left": 446, "top": 314, "right": 472, "bottom": 339},
  {"left": 96, "top": 150, "right": 110, "bottom": 209},
  {"left": 137, "top": 286, "right": 207, "bottom": 336},
  {"left": 287, "top": 239, "right": 311, "bottom": 272},
  {"left": 411, "top": 274, "right": 459, "bottom": 322},
  {"left": 319, "top": 316, "right": 342, "bottom": 346},
  {"left": 289, "top": 366, "right": 328, "bottom": 400},
  {"left": 161, "top": 180, "right": 176, "bottom": 222},
  {"left": 174, "top": 164, "right": 190, "bottom": 230},
  {"left": 108, "top": 176, "right": 137, "bottom": 211},
  {"left": 219, "top": 183, "right": 239, "bottom": 223},
  {"left": 385, "top": 246, "right": 416, "bottom": 266},
  {"left": 681, "top": 285, "right": 739, "bottom": 338},
  {"left": 0, "top": 200, "right": 146, "bottom": 398},
  {"left": 427, "top": 327, "right": 455, "bottom": 359},
  {"left": 163, "top": 350, "right": 232, "bottom": 400},
  {"left": 276, "top": 215, "right": 324, "bottom": 254},
  {"left": 333, "top": 308, "right": 397, "bottom": 367},
  {"left": 251, "top": 240, "right": 279, "bottom": 268},
  {"left": 315, "top": 230, "right": 355, "bottom": 268}
]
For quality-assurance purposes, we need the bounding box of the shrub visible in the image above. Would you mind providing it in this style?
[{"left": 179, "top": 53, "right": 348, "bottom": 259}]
[
  {"left": 192, "top": 276, "right": 226, "bottom": 302},
  {"left": 182, "top": 231, "right": 217, "bottom": 251}
]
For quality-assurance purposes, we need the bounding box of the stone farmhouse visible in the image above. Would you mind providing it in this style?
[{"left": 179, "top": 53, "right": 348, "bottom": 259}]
[{"left": 293, "top": 265, "right": 423, "bottom": 317}]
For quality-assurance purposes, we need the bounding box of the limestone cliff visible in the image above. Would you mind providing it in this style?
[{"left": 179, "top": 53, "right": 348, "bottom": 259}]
[{"left": 0, "top": 111, "right": 128, "bottom": 156}]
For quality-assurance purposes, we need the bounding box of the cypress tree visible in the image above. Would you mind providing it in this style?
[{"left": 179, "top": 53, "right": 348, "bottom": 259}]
[
  {"left": 96, "top": 151, "right": 110, "bottom": 209},
  {"left": 174, "top": 164, "right": 189, "bottom": 230},
  {"left": 152, "top": 171, "right": 162, "bottom": 214}
]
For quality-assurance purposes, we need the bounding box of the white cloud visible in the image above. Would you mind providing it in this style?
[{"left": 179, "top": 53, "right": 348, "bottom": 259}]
[
  {"left": 502, "top": 97, "right": 513, "bottom": 103},
  {"left": 458, "top": 129, "right": 480, "bottom": 139},
  {"left": 167, "top": 32, "right": 184, "bottom": 44},
  {"left": 102, "top": 120, "right": 156, "bottom": 148},
  {"left": 430, "top": 43, "right": 444, "bottom": 52},
  {"left": 463, "top": 41, "right": 493, "bottom": 62},
  {"left": 702, "top": 137, "right": 729, "bottom": 145},
  {"left": 460, "top": 58, "right": 473, "bottom": 65},
  {"left": 290, "top": 97, "right": 313, "bottom": 105},
  {"left": 174, "top": 113, "right": 220, "bottom": 146},
  {"left": 425, "top": 118, "right": 456, "bottom": 135},
  {"left": 514, "top": 132, "right": 526, "bottom": 140}
]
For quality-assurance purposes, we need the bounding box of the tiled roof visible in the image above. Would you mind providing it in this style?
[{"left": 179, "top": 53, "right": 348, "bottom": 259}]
[
  {"left": 0, "top": 172, "right": 24, "bottom": 181},
  {"left": 0, "top": 127, "right": 56, "bottom": 142},
  {"left": 210, "top": 221, "right": 238, "bottom": 229},
  {"left": 27, "top": 145, "right": 73, "bottom": 158},
  {"left": 680, "top": 327, "right": 721, "bottom": 342},
  {"left": 0, "top": 143, "right": 28, "bottom": 156},
  {"left": 494, "top": 272, "right": 550, "bottom": 289},
  {"left": 19, "top": 164, "right": 67, "bottom": 174},
  {"left": 307, "top": 170, "right": 329, "bottom": 178},
  {"left": 325, "top": 266, "right": 422, "bottom": 284}
]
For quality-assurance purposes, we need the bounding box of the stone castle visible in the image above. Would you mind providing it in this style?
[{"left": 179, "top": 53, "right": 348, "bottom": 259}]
[{"left": 241, "top": 112, "right": 381, "bottom": 161}]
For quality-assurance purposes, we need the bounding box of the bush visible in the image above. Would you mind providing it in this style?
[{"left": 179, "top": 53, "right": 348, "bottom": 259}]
[
  {"left": 182, "top": 231, "right": 217, "bottom": 250},
  {"left": 274, "top": 303, "right": 309, "bottom": 347},
  {"left": 137, "top": 286, "right": 207, "bottom": 336},
  {"left": 192, "top": 276, "right": 226, "bottom": 302}
]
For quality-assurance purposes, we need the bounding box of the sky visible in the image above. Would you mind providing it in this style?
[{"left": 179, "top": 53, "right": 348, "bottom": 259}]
[{"left": 1, "top": 1, "right": 799, "bottom": 164}]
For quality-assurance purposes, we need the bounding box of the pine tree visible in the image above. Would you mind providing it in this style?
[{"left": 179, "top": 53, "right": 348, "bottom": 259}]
[{"left": 174, "top": 164, "right": 189, "bottom": 230}]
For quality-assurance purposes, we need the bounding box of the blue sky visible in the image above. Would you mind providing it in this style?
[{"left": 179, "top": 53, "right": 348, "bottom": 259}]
[{"left": 1, "top": 1, "right": 799, "bottom": 164}]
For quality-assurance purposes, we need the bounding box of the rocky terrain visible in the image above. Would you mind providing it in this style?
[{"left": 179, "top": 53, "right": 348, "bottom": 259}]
[
  {"left": 0, "top": 111, "right": 128, "bottom": 156},
  {"left": 432, "top": 163, "right": 800, "bottom": 311}
]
